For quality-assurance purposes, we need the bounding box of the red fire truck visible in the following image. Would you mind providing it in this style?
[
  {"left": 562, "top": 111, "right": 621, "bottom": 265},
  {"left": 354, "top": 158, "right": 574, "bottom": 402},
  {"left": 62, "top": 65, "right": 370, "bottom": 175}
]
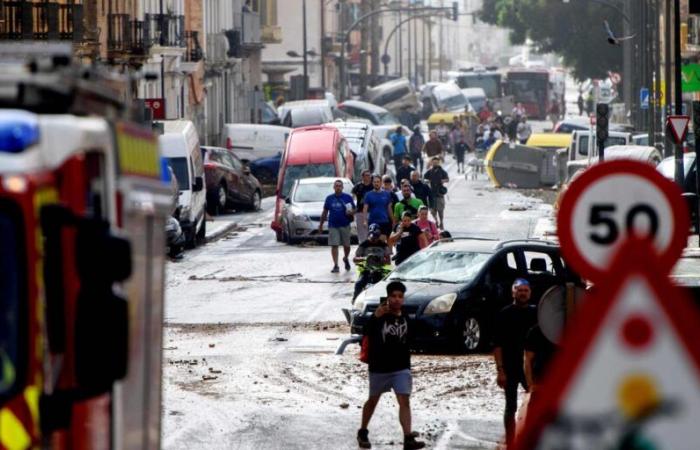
[{"left": 0, "top": 46, "right": 171, "bottom": 449}]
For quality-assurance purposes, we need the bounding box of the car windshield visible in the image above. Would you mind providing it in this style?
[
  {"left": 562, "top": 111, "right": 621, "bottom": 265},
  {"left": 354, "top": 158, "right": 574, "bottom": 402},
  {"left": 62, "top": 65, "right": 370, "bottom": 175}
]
[
  {"left": 577, "top": 135, "right": 630, "bottom": 156},
  {"left": 467, "top": 97, "right": 485, "bottom": 111},
  {"left": 167, "top": 157, "right": 190, "bottom": 191},
  {"left": 293, "top": 182, "right": 332, "bottom": 203},
  {"left": 377, "top": 111, "right": 399, "bottom": 125},
  {"left": 282, "top": 163, "right": 336, "bottom": 197},
  {"left": 0, "top": 205, "right": 23, "bottom": 396},
  {"left": 455, "top": 74, "right": 500, "bottom": 98},
  {"left": 388, "top": 250, "right": 491, "bottom": 284},
  {"left": 439, "top": 94, "right": 468, "bottom": 110}
]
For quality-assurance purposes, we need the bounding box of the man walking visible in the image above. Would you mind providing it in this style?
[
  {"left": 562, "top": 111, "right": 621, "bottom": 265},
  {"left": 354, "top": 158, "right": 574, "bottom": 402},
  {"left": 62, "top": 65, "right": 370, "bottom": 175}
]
[
  {"left": 357, "top": 281, "right": 425, "bottom": 450},
  {"left": 390, "top": 126, "right": 408, "bottom": 171},
  {"left": 424, "top": 157, "right": 449, "bottom": 229},
  {"left": 318, "top": 179, "right": 355, "bottom": 273},
  {"left": 408, "top": 125, "right": 425, "bottom": 173},
  {"left": 493, "top": 278, "right": 537, "bottom": 447},
  {"left": 353, "top": 170, "right": 374, "bottom": 242},
  {"left": 363, "top": 175, "right": 394, "bottom": 240},
  {"left": 393, "top": 182, "right": 423, "bottom": 222},
  {"left": 396, "top": 155, "right": 415, "bottom": 186},
  {"left": 409, "top": 171, "right": 432, "bottom": 209},
  {"left": 390, "top": 212, "right": 427, "bottom": 265},
  {"left": 422, "top": 130, "right": 444, "bottom": 170}
]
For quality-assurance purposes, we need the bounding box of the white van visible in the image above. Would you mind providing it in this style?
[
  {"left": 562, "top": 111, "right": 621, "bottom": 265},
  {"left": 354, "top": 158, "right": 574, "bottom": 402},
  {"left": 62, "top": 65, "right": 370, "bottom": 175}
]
[
  {"left": 222, "top": 123, "right": 291, "bottom": 163},
  {"left": 158, "top": 120, "right": 207, "bottom": 248}
]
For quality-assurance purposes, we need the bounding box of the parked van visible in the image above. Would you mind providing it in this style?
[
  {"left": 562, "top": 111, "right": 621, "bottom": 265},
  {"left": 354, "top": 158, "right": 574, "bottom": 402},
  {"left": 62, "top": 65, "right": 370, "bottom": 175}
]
[
  {"left": 222, "top": 123, "right": 292, "bottom": 163},
  {"left": 568, "top": 129, "right": 631, "bottom": 162},
  {"left": 271, "top": 125, "right": 355, "bottom": 240},
  {"left": 431, "top": 82, "right": 470, "bottom": 113},
  {"left": 159, "top": 119, "right": 207, "bottom": 248}
]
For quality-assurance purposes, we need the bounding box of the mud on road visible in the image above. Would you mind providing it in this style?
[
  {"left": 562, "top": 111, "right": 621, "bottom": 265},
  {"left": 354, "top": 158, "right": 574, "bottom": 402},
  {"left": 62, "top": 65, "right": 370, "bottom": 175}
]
[{"left": 162, "top": 322, "right": 505, "bottom": 450}]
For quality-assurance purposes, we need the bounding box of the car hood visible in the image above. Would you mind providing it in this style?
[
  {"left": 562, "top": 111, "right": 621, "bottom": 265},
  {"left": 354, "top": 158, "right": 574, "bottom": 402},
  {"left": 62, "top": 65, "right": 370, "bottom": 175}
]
[
  {"left": 289, "top": 201, "right": 325, "bottom": 216},
  {"left": 361, "top": 280, "right": 465, "bottom": 306}
]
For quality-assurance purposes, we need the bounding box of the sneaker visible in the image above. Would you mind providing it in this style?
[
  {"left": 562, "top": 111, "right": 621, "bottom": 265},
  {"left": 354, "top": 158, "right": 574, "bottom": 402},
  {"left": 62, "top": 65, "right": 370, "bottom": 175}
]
[
  {"left": 331, "top": 265, "right": 340, "bottom": 273},
  {"left": 357, "top": 429, "right": 371, "bottom": 449},
  {"left": 404, "top": 434, "right": 425, "bottom": 450},
  {"left": 343, "top": 257, "right": 351, "bottom": 271}
]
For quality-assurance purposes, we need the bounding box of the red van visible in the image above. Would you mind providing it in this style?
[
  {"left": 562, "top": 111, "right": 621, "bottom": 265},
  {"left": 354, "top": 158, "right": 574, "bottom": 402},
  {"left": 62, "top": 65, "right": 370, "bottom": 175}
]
[{"left": 272, "top": 125, "right": 355, "bottom": 240}]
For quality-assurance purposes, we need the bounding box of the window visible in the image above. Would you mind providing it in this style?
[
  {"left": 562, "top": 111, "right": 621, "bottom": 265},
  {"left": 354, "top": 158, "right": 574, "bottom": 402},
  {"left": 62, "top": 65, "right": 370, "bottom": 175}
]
[
  {"left": 167, "top": 157, "right": 190, "bottom": 191},
  {"left": 229, "top": 153, "right": 243, "bottom": 170},
  {"left": 578, "top": 135, "right": 629, "bottom": 156},
  {"left": 523, "top": 251, "right": 556, "bottom": 275},
  {"left": 337, "top": 141, "right": 347, "bottom": 177},
  {"left": 506, "top": 252, "right": 518, "bottom": 270},
  {"left": 0, "top": 201, "right": 26, "bottom": 398},
  {"left": 282, "top": 163, "right": 336, "bottom": 197}
]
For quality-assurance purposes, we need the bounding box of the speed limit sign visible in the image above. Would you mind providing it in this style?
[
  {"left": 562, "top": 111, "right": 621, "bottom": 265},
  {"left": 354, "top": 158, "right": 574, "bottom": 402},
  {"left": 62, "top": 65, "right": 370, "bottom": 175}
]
[{"left": 557, "top": 160, "right": 689, "bottom": 281}]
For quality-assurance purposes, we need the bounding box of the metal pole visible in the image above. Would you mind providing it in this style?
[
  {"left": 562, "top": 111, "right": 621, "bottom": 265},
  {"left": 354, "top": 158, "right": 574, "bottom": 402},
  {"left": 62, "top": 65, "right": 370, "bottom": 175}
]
[
  {"left": 422, "top": 19, "right": 427, "bottom": 83},
  {"left": 398, "top": 9, "right": 403, "bottom": 77},
  {"left": 428, "top": 20, "right": 432, "bottom": 81},
  {"left": 320, "top": 0, "right": 325, "bottom": 90},
  {"left": 407, "top": 7, "right": 412, "bottom": 83},
  {"left": 664, "top": 0, "right": 673, "bottom": 157},
  {"left": 654, "top": 0, "right": 662, "bottom": 146},
  {"left": 439, "top": 11, "right": 443, "bottom": 80},
  {"left": 674, "top": 0, "right": 684, "bottom": 186},
  {"left": 303, "top": 0, "right": 308, "bottom": 98},
  {"left": 693, "top": 101, "right": 700, "bottom": 241},
  {"left": 649, "top": 0, "right": 656, "bottom": 146},
  {"left": 413, "top": 8, "right": 419, "bottom": 85}
]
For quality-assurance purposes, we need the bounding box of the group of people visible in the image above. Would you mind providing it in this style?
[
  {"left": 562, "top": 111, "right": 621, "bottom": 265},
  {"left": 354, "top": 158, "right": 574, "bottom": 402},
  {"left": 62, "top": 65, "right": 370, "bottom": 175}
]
[
  {"left": 317, "top": 167, "right": 448, "bottom": 282},
  {"left": 354, "top": 277, "right": 557, "bottom": 449},
  {"left": 475, "top": 102, "right": 533, "bottom": 151}
]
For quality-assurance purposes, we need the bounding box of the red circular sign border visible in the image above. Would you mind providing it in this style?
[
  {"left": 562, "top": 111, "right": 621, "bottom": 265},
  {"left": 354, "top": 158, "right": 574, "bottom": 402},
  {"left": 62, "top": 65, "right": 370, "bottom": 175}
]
[{"left": 557, "top": 160, "right": 689, "bottom": 282}]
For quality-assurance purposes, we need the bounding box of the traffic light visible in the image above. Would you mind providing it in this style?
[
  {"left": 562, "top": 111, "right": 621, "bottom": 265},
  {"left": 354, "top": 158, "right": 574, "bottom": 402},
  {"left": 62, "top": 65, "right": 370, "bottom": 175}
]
[
  {"left": 596, "top": 103, "right": 609, "bottom": 144},
  {"left": 452, "top": 2, "right": 458, "bottom": 21}
]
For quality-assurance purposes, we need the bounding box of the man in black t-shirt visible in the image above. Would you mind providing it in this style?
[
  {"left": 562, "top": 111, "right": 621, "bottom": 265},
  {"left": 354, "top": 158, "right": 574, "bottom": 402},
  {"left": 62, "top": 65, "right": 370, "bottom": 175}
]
[
  {"left": 396, "top": 155, "right": 415, "bottom": 186},
  {"left": 492, "top": 278, "right": 537, "bottom": 447},
  {"left": 352, "top": 170, "right": 374, "bottom": 242},
  {"left": 524, "top": 324, "right": 558, "bottom": 407},
  {"left": 423, "top": 157, "right": 449, "bottom": 229},
  {"left": 357, "top": 281, "right": 425, "bottom": 450},
  {"left": 389, "top": 212, "right": 427, "bottom": 266}
]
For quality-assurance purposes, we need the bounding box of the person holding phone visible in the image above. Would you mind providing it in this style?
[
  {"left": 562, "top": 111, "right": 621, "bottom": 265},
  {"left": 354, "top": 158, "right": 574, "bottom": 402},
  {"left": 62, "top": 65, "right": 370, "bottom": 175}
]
[
  {"left": 389, "top": 211, "right": 428, "bottom": 266},
  {"left": 357, "top": 281, "right": 425, "bottom": 450}
]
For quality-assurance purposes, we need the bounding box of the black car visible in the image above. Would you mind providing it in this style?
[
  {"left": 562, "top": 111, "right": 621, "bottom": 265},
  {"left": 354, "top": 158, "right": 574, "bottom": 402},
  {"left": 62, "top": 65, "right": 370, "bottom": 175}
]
[{"left": 349, "top": 238, "right": 583, "bottom": 352}]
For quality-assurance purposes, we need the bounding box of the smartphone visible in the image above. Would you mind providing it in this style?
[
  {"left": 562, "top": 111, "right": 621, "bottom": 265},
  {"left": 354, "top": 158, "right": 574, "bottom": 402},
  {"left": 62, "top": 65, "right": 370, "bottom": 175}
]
[{"left": 379, "top": 296, "right": 388, "bottom": 305}]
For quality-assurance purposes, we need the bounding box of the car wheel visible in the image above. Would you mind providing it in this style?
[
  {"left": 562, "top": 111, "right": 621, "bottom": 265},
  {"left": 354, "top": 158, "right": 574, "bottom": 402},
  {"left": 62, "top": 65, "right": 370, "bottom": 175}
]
[
  {"left": 286, "top": 223, "right": 298, "bottom": 245},
  {"left": 461, "top": 316, "right": 483, "bottom": 353},
  {"left": 248, "top": 190, "right": 262, "bottom": 211},
  {"left": 217, "top": 184, "right": 227, "bottom": 212}
]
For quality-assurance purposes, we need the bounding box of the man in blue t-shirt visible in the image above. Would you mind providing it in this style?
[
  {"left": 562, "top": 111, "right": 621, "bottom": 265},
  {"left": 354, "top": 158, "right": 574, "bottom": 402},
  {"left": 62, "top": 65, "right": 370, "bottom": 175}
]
[
  {"left": 362, "top": 175, "right": 394, "bottom": 240},
  {"left": 319, "top": 179, "right": 356, "bottom": 273},
  {"left": 389, "top": 126, "right": 407, "bottom": 172}
]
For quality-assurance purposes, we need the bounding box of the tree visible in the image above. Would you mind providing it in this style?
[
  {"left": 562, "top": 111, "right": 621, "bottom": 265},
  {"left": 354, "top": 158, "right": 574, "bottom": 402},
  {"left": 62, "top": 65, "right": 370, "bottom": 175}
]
[{"left": 479, "top": 0, "right": 623, "bottom": 80}]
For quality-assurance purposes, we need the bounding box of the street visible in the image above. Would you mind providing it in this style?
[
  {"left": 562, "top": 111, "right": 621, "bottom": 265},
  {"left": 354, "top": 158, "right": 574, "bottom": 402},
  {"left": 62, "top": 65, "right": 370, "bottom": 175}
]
[{"left": 162, "top": 154, "right": 554, "bottom": 450}]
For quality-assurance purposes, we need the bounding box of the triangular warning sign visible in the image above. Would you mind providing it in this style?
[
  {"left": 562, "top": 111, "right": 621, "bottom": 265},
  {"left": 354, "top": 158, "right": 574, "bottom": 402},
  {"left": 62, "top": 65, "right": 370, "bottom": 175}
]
[
  {"left": 667, "top": 115, "right": 690, "bottom": 144},
  {"left": 515, "top": 240, "right": 700, "bottom": 450}
]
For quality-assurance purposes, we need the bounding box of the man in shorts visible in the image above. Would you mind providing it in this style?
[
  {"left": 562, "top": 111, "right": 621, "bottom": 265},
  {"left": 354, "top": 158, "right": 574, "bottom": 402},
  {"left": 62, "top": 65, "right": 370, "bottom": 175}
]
[
  {"left": 358, "top": 281, "right": 425, "bottom": 450},
  {"left": 319, "top": 179, "right": 355, "bottom": 273}
]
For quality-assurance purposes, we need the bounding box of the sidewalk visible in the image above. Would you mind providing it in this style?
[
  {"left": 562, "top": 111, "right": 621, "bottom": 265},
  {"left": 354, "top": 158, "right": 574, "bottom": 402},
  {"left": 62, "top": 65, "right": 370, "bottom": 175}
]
[{"left": 204, "top": 215, "right": 239, "bottom": 243}]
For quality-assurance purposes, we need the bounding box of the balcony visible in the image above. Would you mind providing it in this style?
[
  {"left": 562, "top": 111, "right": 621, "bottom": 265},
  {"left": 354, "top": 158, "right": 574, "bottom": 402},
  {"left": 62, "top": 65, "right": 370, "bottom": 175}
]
[
  {"left": 0, "top": 0, "right": 83, "bottom": 41},
  {"left": 261, "top": 24, "right": 282, "bottom": 44},
  {"left": 184, "top": 30, "right": 203, "bottom": 62},
  {"left": 107, "top": 14, "right": 149, "bottom": 56},
  {"left": 144, "top": 13, "right": 185, "bottom": 48}
]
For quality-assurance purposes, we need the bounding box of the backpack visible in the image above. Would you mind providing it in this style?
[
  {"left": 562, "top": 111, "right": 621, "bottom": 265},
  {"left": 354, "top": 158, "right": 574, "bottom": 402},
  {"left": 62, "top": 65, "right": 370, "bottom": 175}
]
[{"left": 359, "top": 335, "right": 370, "bottom": 363}]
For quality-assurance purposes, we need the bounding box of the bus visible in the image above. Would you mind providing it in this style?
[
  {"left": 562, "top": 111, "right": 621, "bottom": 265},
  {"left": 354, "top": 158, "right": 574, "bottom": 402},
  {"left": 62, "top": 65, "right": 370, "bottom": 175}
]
[
  {"left": 504, "top": 68, "right": 551, "bottom": 120},
  {"left": 452, "top": 68, "right": 513, "bottom": 114}
]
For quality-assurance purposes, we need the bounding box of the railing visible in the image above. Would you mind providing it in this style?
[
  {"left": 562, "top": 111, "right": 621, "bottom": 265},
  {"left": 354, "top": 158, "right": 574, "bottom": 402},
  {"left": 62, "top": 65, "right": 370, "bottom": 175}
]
[
  {"left": 107, "top": 15, "right": 149, "bottom": 55},
  {"left": 144, "top": 13, "right": 185, "bottom": 48},
  {"left": 184, "top": 30, "right": 203, "bottom": 62},
  {"left": 0, "top": 0, "right": 83, "bottom": 41}
]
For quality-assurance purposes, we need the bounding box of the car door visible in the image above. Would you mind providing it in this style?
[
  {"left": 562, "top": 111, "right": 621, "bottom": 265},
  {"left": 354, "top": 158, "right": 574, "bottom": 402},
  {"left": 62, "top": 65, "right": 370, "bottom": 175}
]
[
  {"left": 230, "top": 152, "right": 255, "bottom": 202},
  {"left": 219, "top": 150, "right": 243, "bottom": 202}
]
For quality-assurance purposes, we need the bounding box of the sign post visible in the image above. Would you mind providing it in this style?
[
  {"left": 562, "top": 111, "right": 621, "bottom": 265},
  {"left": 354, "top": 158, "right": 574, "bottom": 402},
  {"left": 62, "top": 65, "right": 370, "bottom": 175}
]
[
  {"left": 667, "top": 115, "right": 690, "bottom": 188},
  {"left": 516, "top": 160, "right": 698, "bottom": 449}
]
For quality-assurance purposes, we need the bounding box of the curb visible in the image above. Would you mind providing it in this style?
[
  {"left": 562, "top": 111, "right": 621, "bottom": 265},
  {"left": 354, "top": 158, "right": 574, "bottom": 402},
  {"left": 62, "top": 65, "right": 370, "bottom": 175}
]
[{"left": 204, "top": 221, "right": 239, "bottom": 244}]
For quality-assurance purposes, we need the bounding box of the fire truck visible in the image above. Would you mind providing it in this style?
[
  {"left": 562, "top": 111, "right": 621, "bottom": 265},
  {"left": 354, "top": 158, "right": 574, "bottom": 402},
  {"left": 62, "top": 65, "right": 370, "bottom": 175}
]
[{"left": 0, "top": 45, "right": 171, "bottom": 449}]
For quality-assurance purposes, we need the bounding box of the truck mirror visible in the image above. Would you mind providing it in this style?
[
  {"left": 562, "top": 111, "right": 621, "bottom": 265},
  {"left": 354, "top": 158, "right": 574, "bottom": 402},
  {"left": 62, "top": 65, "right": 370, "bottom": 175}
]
[{"left": 192, "top": 176, "right": 204, "bottom": 192}]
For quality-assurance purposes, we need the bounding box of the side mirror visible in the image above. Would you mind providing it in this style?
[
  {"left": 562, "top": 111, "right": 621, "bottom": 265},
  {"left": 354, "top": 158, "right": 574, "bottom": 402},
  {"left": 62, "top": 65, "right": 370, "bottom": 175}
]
[
  {"left": 285, "top": 197, "right": 291, "bottom": 204},
  {"left": 192, "top": 176, "right": 204, "bottom": 192}
]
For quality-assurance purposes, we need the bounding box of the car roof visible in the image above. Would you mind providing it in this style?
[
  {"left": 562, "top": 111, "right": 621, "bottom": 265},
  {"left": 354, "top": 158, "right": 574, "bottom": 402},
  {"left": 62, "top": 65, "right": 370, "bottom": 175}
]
[
  {"left": 427, "top": 237, "right": 559, "bottom": 253},
  {"left": 339, "top": 100, "right": 390, "bottom": 113},
  {"left": 296, "top": 176, "right": 352, "bottom": 185}
]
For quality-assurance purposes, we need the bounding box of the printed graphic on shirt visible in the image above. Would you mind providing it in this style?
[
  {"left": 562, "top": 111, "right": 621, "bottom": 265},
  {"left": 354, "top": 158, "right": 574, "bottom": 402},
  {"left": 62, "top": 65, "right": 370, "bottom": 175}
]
[{"left": 382, "top": 319, "right": 408, "bottom": 343}]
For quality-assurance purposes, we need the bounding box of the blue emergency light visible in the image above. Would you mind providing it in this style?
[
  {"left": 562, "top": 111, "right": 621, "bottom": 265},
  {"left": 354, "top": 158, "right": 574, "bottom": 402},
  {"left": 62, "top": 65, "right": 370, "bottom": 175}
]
[{"left": 0, "top": 110, "right": 40, "bottom": 153}]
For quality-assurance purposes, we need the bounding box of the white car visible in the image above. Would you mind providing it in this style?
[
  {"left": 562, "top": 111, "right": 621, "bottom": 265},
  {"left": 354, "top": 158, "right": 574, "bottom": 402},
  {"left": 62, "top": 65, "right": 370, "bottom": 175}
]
[{"left": 280, "top": 177, "right": 357, "bottom": 244}]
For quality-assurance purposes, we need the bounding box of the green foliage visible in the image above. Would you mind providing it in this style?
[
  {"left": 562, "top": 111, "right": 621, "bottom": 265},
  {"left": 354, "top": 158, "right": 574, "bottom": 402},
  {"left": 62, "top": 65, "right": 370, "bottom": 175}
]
[{"left": 478, "top": 0, "right": 624, "bottom": 80}]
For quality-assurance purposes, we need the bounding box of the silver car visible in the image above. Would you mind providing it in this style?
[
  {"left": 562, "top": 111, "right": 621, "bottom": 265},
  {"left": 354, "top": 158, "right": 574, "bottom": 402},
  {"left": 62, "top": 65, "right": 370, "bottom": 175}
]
[{"left": 280, "top": 177, "right": 357, "bottom": 244}]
